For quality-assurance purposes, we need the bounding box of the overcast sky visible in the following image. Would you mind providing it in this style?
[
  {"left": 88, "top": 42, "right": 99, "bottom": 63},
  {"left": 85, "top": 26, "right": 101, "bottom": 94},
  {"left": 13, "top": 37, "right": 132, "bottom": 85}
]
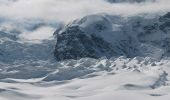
[
  {"left": 0, "top": 0, "right": 169, "bottom": 21},
  {"left": 0, "top": 0, "right": 169, "bottom": 42}
]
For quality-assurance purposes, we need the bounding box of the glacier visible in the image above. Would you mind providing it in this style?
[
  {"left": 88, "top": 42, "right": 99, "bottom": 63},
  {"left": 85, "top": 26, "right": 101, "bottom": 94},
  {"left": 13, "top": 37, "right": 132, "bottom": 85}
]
[
  {"left": 0, "top": 56, "right": 170, "bottom": 100},
  {"left": 0, "top": 3, "right": 170, "bottom": 100}
]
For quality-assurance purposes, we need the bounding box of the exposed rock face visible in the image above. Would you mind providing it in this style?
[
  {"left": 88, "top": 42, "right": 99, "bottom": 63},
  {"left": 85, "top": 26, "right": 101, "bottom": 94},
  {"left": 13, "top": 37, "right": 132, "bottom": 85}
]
[
  {"left": 54, "top": 12, "right": 170, "bottom": 61},
  {"left": 54, "top": 15, "right": 138, "bottom": 60},
  {"left": 54, "top": 26, "right": 118, "bottom": 60}
]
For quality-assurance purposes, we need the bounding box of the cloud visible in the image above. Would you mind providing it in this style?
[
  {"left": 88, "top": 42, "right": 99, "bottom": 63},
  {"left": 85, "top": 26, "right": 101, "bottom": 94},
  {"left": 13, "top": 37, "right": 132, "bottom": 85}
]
[
  {"left": 0, "top": 0, "right": 169, "bottom": 42},
  {"left": 18, "top": 26, "right": 55, "bottom": 43},
  {"left": 0, "top": 0, "right": 17, "bottom": 5},
  {"left": 106, "top": 0, "right": 156, "bottom": 3},
  {"left": 0, "top": 0, "right": 169, "bottom": 23}
]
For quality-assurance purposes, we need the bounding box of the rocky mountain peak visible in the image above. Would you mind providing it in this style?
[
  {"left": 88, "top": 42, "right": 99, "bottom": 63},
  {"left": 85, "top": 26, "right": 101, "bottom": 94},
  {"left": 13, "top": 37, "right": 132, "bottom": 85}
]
[{"left": 54, "top": 12, "right": 170, "bottom": 61}]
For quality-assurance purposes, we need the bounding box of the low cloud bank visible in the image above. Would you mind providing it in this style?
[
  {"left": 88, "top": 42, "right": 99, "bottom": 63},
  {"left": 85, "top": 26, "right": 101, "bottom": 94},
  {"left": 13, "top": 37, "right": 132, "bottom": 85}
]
[
  {"left": 0, "top": 0, "right": 169, "bottom": 22},
  {"left": 0, "top": 0, "right": 169, "bottom": 42}
]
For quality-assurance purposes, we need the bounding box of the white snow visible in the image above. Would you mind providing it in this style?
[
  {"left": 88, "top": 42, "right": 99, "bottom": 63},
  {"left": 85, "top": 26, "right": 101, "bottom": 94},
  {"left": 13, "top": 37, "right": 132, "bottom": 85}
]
[
  {"left": 0, "top": 5, "right": 170, "bottom": 100},
  {"left": 0, "top": 56, "right": 170, "bottom": 100}
]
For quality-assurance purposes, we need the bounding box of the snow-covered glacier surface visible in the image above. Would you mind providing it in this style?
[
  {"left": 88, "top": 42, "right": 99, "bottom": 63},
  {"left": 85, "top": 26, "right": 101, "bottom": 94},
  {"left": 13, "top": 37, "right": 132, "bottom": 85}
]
[
  {"left": 1, "top": 10, "right": 170, "bottom": 100},
  {"left": 1, "top": 32, "right": 170, "bottom": 100},
  {"left": 1, "top": 56, "right": 170, "bottom": 100}
]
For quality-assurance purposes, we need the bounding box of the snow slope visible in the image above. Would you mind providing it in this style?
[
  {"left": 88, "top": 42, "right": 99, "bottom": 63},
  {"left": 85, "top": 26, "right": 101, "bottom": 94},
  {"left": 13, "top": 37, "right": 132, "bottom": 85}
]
[
  {"left": 0, "top": 57, "right": 170, "bottom": 100},
  {"left": 0, "top": 9, "right": 170, "bottom": 100}
]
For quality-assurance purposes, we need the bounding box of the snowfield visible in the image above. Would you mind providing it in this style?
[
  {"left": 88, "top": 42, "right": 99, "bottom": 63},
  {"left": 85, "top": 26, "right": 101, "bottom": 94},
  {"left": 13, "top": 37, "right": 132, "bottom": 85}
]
[{"left": 0, "top": 56, "right": 170, "bottom": 100}]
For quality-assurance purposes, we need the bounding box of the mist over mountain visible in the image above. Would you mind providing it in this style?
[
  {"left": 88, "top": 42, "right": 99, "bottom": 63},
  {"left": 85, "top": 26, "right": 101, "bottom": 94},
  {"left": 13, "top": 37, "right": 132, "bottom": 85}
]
[{"left": 0, "top": 0, "right": 170, "bottom": 100}]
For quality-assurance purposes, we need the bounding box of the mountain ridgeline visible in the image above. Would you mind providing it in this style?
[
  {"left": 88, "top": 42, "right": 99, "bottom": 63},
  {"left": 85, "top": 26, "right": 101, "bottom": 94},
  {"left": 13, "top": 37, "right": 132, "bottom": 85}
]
[{"left": 54, "top": 12, "right": 170, "bottom": 61}]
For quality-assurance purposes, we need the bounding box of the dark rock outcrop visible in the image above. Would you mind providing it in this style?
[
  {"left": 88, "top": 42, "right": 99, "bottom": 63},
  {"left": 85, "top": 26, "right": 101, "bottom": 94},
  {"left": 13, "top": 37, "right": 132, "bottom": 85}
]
[
  {"left": 54, "top": 26, "right": 117, "bottom": 60},
  {"left": 54, "top": 12, "right": 170, "bottom": 61}
]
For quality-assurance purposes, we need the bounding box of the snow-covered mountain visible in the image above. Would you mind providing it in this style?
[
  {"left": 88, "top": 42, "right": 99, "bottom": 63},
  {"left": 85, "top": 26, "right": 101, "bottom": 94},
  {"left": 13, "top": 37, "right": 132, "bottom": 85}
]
[
  {"left": 0, "top": 31, "right": 56, "bottom": 63},
  {"left": 54, "top": 12, "right": 170, "bottom": 61},
  {"left": 54, "top": 15, "right": 123, "bottom": 60},
  {"left": 0, "top": 5, "right": 170, "bottom": 100}
]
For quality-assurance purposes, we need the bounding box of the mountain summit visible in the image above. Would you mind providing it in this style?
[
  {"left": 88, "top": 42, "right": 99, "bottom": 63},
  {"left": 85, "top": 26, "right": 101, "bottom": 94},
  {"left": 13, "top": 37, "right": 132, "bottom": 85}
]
[
  {"left": 54, "top": 14, "right": 136, "bottom": 60},
  {"left": 54, "top": 12, "right": 170, "bottom": 61}
]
